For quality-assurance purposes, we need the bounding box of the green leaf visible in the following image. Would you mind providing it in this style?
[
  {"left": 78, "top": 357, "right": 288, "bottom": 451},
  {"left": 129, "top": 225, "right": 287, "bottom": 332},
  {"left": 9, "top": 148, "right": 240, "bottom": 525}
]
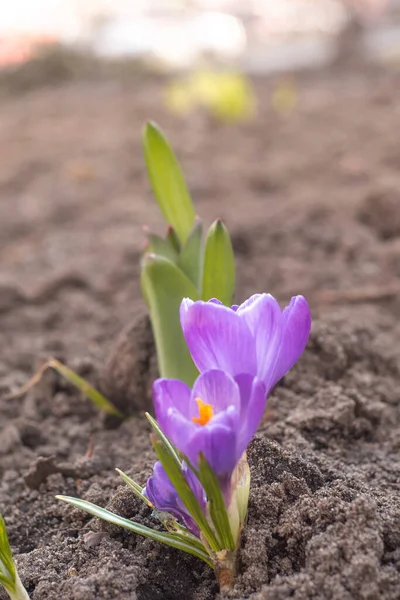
[
  {"left": 143, "top": 122, "right": 195, "bottom": 244},
  {"left": 150, "top": 511, "right": 207, "bottom": 553},
  {"left": 166, "top": 226, "right": 181, "bottom": 254},
  {"left": 197, "top": 454, "right": 235, "bottom": 551},
  {"left": 145, "top": 416, "right": 211, "bottom": 553},
  {"left": 115, "top": 468, "right": 205, "bottom": 554},
  {"left": 0, "top": 575, "right": 12, "bottom": 592},
  {"left": 0, "top": 516, "right": 15, "bottom": 586},
  {"left": 202, "top": 219, "right": 235, "bottom": 305},
  {"left": 6, "top": 359, "right": 122, "bottom": 419},
  {"left": 0, "top": 515, "right": 30, "bottom": 599},
  {"left": 144, "top": 229, "right": 179, "bottom": 264},
  {"left": 115, "top": 469, "right": 153, "bottom": 507},
  {"left": 49, "top": 360, "right": 123, "bottom": 418},
  {"left": 141, "top": 253, "right": 199, "bottom": 385},
  {"left": 56, "top": 496, "right": 213, "bottom": 567},
  {"left": 151, "top": 437, "right": 220, "bottom": 552},
  {"left": 145, "top": 413, "right": 181, "bottom": 466},
  {"left": 177, "top": 218, "right": 203, "bottom": 290}
]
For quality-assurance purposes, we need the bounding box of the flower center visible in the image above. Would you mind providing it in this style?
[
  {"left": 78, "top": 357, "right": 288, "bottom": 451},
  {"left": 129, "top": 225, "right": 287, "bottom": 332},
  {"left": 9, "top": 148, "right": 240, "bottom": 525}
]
[{"left": 192, "top": 398, "right": 214, "bottom": 426}]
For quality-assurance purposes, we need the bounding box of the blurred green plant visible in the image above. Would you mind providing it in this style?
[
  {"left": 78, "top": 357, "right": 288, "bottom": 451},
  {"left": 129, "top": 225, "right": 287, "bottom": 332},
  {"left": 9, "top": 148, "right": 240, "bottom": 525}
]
[
  {"left": 271, "top": 77, "right": 298, "bottom": 116},
  {"left": 7, "top": 358, "right": 122, "bottom": 418},
  {"left": 11, "top": 121, "right": 235, "bottom": 412},
  {"left": 142, "top": 122, "right": 235, "bottom": 386},
  {"left": 165, "top": 70, "right": 256, "bottom": 122},
  {"left": 0, "top": 515, "right": 30, "bottom": 600}
]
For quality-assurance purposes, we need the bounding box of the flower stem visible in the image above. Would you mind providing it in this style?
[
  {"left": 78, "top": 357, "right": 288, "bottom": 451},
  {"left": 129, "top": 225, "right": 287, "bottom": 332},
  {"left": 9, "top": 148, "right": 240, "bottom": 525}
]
[{"left": 10, "top": 573, "right": 30, "bottom": 600}]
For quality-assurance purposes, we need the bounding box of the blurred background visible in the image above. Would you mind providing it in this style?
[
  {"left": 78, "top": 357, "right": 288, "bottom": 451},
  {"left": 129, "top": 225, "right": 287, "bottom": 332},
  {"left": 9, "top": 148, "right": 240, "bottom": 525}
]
[
  {"left": 0, "top": 0, "right": 399, "bottom": 70},
  {"left": 1, "top": 0, "right": 400, "bottom": 368}
]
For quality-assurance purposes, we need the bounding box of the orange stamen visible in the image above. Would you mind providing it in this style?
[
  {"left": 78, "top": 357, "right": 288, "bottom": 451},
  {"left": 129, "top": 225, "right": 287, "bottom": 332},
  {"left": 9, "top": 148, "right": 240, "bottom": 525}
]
[{"left": 192, "top": 398, "right": 214, "bottom": 426}]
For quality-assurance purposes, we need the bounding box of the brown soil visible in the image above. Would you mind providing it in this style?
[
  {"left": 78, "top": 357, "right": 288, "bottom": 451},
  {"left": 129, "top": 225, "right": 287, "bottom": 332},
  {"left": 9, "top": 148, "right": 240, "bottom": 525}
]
[{"left": 0, "top": 59, "right": 400, "bottom": 600}]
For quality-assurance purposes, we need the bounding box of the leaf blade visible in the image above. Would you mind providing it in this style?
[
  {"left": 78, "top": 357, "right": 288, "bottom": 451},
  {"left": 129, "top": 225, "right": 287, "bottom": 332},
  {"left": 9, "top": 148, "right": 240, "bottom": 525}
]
[
  {"left": 145, "top": 413, "right": 181, "bottom": 466},
  {"left": 56, "top": 496, "right": 213, "bottom": 567},
  {"left": 144, "top": 230, "right": 179, "bottom": 264},
  {"left": 7, "top": 359, "right": 123, "bottom": 419},
  {"left": 115, "top": 469, "right": 153, "bottom": 508},
  {"left": 49, "top": 359, "right": 123, "bottom": 418},
  {"left": 177, "top": 218, "right": 203, "bottom": 290},
  {"left": 141, "top": 254, "right": 199, "bottom": 385},
  {"left": 197, "top": 455, "right": 235, "bottom": 551},
  {"left": 202, "top": 219, "right": 235, "bottom": 305},
  {"left": 0, "top": 515, "right": 16, "bottom": 585},
  {"left": 151, "top": 437, "right": 221, "bottom": 552},
  {"left": 143, "top": 122, "right": 195, "bottom": 244},
  {"left": 115, "top": 467, "right": 206, "bottom": 554}
]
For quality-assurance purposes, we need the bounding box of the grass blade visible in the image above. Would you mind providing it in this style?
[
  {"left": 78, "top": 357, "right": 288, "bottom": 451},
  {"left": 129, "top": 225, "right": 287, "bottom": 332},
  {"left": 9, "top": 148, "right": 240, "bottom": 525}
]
[
  {"left": 56, "top": 496, "right": 213, "bottom": 567},
  {"left": 49, "top": 359, "right": 123, "bottom": 417},
  {"left": 7, "top": 358, "right": 123, "bottom": 418}
]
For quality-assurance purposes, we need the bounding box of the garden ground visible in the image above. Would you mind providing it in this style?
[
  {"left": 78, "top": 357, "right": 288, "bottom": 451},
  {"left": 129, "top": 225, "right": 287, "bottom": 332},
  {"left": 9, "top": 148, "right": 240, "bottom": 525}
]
[{"left": 0, "top": 57, "right": 399, "bottom": 599}]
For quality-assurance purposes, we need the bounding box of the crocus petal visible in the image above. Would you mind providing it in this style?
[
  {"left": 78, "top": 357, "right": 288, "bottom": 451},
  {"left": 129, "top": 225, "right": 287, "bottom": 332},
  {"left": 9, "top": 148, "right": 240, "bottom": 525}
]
[
  {"left": 159, "top": 408, "right": 198, "bottom": 453},
  {"left": 234, "top": 373, "right": 260, "bottom": 419},
  {"left": 153, "top": 378, "right": 191, "bottom": 424},
  {"left": 235, "top": 376, "right": 267, "bottom": 457},
  {"left": 190, "top": 369, "right": 240, "bottom": 418},
  {"left": 181, "top": 462, "right": 207, "bottom": 512},
  {"left": 237, "top": 294, "right": 283, "bottom": 389},
  {"left": 186, "top": 413, "right": 238, "bottom": 480},
  {"left": 145, "top": 461, "right": 175, "bottom": 509},
  {"left": 180, "top": 299, "right": 257, "bottom": 377},
  {"left": 145, "top": 461, "right": 202, "bottom": 536},
  {"left": 271, "top": 295, "right": 311, "bottom": 387},
  {"left": 205, "top": 404, "right": 240, "bottom": 433},
  {"left": 236, "top": 293, "right": 262, "bottom": 311},
  {"left": 175, "top": 464, "right": 207, "bottom": 534}
]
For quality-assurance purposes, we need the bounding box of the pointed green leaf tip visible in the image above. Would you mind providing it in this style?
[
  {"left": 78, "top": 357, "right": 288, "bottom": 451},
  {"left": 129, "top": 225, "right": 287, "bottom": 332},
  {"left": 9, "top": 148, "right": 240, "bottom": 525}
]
[
  {"left": 0, "top": 514, "right": 30, "bottom": 599},
  {"left": 202, "top": 219, "right": 235, "bottom": 305},
  {"left": 143, "top": 122, "right": 195, "bottom": 244},
  {"left": 144, "top": 229, "right": 179, "bottom": 264},
  {"left": 0, "top": 515, "right": 16, "bottom": 590},
  {"left": 141, "top": 253, "right": 199, "bottom": 386}
]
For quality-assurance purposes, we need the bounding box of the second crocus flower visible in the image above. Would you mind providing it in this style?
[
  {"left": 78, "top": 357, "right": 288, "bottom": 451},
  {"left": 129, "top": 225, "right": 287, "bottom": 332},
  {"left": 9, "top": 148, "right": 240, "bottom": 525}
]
[{"left": 153, "top": 369, "right": 265, "bottom": 501}]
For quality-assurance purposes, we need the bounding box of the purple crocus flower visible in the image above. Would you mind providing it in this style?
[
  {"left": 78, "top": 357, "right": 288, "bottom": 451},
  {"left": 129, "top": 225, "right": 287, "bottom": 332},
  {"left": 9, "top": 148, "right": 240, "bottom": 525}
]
[
  {"left": 144, "top": 460, "right": 206, "bottom": 537},
  {"left": 153, "top": 369, "right": 266, "bottom": 499},
  {"left": 179, "top": 294, "right": 311, "bottom": 394}
]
